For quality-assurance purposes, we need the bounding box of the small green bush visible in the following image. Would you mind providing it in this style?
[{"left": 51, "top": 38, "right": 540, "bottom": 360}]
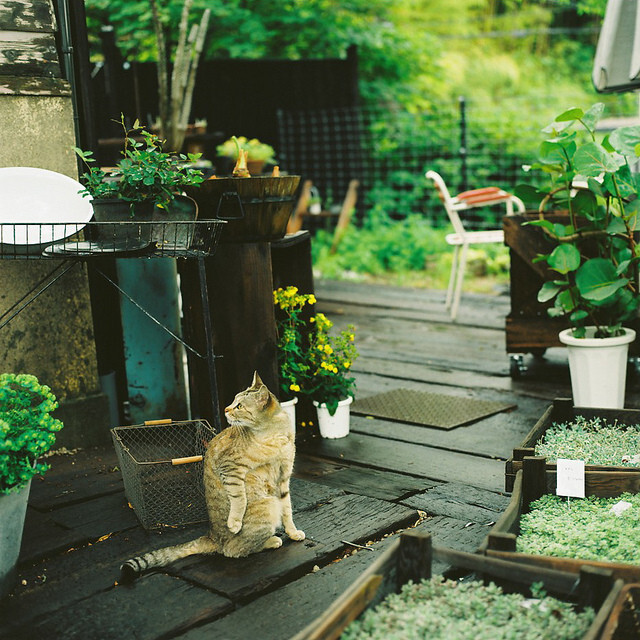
[{"left": 0, "top": 373, "right": 64, "bottom": 494}]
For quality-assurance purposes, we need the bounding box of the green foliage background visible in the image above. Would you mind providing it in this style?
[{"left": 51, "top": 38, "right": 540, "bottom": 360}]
[{"left": 83, "top": 0, "right": 637, "bottom": 286}]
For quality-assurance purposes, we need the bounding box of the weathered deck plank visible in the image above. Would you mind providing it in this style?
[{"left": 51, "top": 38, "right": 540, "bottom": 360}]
[
  {"left": 301, "top": 431, "right": 505, "bottom": 491},
  {"left": 171, "top": 493, "right": 417, "bottom": 600}
]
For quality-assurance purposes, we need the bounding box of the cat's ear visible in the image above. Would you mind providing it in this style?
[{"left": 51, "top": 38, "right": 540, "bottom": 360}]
[
  {"left": 255, "top": 385, "right": 273, "bottom": 409},
  {"left": 251, "top": 371, "right": 264, "bottom": 388}
]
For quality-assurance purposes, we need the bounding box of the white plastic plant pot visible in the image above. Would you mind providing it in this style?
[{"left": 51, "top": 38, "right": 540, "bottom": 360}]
[
  {"left": 280, "top": 397, "right": 298, "bottom": 428},
  {"left": 559, "top": 327, "right": 636, "bottom": 409},
  {"left": 313, "top": 396, "right": 353, "bottom": 439},
  {"left": 0, "top": 479, "right": 32, "bottom": 598}
]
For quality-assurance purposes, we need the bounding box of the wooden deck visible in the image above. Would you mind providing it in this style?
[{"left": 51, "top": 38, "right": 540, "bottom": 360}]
[{"left": 3, "top": 279, "right": 636, "bottom": 639}]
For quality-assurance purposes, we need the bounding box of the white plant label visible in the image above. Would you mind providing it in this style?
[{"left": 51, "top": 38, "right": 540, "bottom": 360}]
[
  {"left": 556, "top": 458, "right": 585, "bottom": 498},
  {"left": 610, "top": 500, "right": 632, "bottom": 517}
]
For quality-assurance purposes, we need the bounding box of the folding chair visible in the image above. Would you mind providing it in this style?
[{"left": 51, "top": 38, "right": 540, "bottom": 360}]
[{"left": 426, "top": 170, "right": 525, "bottom": 321}]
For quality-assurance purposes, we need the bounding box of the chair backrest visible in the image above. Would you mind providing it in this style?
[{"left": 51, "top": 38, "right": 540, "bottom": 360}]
[{"left": 425, "top": 170, "right": 466, "bottom": 236}]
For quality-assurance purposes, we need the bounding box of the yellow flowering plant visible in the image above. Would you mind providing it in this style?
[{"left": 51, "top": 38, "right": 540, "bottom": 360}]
[
  {"left": 307, "top": 313, "right": 358, "bottom": 415},
  {"left": 273, "top": 286, "right": 316, "bottom": 400}
]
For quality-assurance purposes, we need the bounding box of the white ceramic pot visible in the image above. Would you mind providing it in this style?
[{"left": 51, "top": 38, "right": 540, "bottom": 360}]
[
  {"left": 313, "top": 396, "right": 353, "bottom": 439},
  {"left": 559, "top": 327, "right": 636, "bottom": 409},
  {"left": 0, "top": 479, "right": 32, "bottom": 598},
  {"left": 280, "top": 397, "right": 298, "bottom": 428}
]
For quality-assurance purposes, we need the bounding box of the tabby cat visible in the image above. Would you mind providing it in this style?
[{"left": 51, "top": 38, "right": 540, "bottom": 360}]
[{"left": 120, "top": 372, "right": 305, "bottom": 581}]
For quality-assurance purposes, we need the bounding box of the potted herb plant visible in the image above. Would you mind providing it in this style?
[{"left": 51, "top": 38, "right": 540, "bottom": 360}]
[
  {"left": 75, "top": 115, "right": 204, "bottom": 234},
  {"left": 0, "top": 373, "right": 64, "bottom": 597},
  {"left": 518, "top": 103, "right": 640, "bottom": 408},
  {"left": 273, "top": 286, "right": 316, "bottom": 427},
  {"left": 307, "top": 312, "right": 358, "bottom": 438},
  {"left": 216, "top": 135, "right": 276, "bottom": 175}
]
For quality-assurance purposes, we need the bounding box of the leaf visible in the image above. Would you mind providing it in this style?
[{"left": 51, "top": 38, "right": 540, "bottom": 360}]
[
  {"left": 556, "top": 289, "right": 577, "bottom": 313},
  {"left": 575, "top": 258, "right": 629, "bottom": 301},
  {"left": 555, "top": 107, "right": 584, "bottom": 122},
  {"left": 514, "top": 183, "right": 545, "bottom": 204},
  {"left": 609, "top": 126, "right": 640, "bottom": 156},
  {"left": 571, "top": 189, "right": 596, "bottom": 216},
  {"left": 570, "top": 309, "right": 589, "bottom": 323},
  {"left": 573, "top": 142, "right": 623, "bottom": 177},
  {"left": 614, "top": 164, "right": 637, "bottom": 198},
  {"left": 581, "top": 103, "right": 605, "bottom": 131},
  {"left": 537, "top": 281, "right": 562, "bottom": 303},
  {"left": 547, "top": 244, "right": 581, "bottom": 274},
  {"left": 539, "top": 140, "right": 574, "bottom": 165},
  {"left": 523, "top": 218, "right": 556, "bottom": 234}
]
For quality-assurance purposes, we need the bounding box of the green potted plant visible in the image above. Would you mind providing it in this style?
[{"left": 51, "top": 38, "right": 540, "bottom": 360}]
[
  {"left": 216, "top": 135, "right": 276, "bottom": 175},
  {"left": 75, "top": 115, "right": 204, "bottom": 218},
  {"left": 0, "top": 373, "right": 64, "bottom": 597},
  {"left": 306, "top": 312, "right": 358, "bottom": 438},
  {"left": 273, "top": 286, "right": 316, "bottom": 426},
  {"left": 518, "top": 103, "right": 640, "bottom": 408}
]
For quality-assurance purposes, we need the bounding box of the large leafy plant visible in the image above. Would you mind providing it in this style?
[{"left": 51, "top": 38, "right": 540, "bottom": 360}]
[
  {"left": 519, "top": 103, "right": 640, "bottom": 338},
  {"left": 0, "top": 374, "right": 64, "bottom": 494}
]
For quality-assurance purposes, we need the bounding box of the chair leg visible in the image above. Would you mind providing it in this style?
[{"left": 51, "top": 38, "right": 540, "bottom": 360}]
[
  {"left": 445, "top": 246, "right": 459, "bottom": 310},
  {"left": 450, "top": 243, "right": 469, "bottom": 321}
]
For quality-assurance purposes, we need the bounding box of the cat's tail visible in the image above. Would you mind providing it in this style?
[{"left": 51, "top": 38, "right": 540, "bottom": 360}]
[{"left": 120, "top": 534, "right": 219, "bottom": 582}]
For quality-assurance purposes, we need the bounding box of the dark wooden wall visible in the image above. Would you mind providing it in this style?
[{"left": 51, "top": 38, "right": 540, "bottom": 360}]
[
  {"left": 90, "top": 37, "right": 360, "bottom": 169},
  {"left": 0, "top": 0, "right": 70, "bottom": 96}
]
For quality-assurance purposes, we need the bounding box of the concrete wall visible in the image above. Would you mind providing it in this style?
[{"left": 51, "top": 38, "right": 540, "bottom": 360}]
[{"left": 0, "top": 95, "right": 110, "bottom": 447}]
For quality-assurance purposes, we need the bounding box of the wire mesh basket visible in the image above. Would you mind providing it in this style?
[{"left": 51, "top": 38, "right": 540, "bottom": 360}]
[
  {"left": 111, "top": 418, "right": 216, "bottom": 529},
  {"left": 0, "top": 220, "right": 226, "bottom": 259}
]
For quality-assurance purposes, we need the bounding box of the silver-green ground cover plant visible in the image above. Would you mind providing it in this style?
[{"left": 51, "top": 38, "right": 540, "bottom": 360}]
[
  {"left": 518, "top": 492, "right": 640, "bottom": 563},
  {"left": 535, "top": 416, "right": 640, "bottom": 465},
  {"left": 341, "top": 577, "right": 594, "bottom": 640}
]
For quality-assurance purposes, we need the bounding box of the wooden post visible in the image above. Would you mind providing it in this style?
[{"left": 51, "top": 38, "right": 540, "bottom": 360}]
[
  {"left": 576, "top": 566, "right": 615, "bottom": 611},
  {"left": 396, "top": 531, "right": 432, "bottom": 592},
  {"left": 205, "top": 242, "right": 279, "bottom": 421},
  {"left": 487, "top": 532, "right": 517, "bottom": 552},
  {"left": 522, "top": 456, "right": 548, "bottom": 513}
]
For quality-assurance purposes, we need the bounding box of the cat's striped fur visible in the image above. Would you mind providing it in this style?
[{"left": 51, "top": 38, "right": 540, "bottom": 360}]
[{"left": 120, "top": 372, "right": 305, "bottom": 581}]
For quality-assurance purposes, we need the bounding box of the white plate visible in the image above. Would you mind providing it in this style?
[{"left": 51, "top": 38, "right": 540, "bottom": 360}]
[{"left": 0, "top": 167, "right": 94, "bottom": 246}]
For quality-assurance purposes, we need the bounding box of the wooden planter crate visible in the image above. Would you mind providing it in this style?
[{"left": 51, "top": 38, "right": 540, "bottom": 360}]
[
  {"left": 505, "top": 397, "right": 640, "bottom": 492},
  {"left": 600, "top": 583, "right": 640, "bottom": 639},
  {"left": 503, "top": 213, "right": 569, "bottom": 356},
  {"left": 485, "top": 457, "right": 640, "bottom": 582},
  {"left": 293, "top": 530, "right": 623, "bottom": 640}
]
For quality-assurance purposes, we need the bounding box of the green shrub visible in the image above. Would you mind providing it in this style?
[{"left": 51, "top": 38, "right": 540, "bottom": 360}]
[
  {"left": 312, "top": 214, "right": 509, "bottom": 289},
  {"left": 0, "top": 373, "right": 64, "bottom": 494}
]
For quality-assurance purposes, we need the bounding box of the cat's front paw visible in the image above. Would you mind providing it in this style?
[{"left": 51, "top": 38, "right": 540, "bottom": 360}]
[
  {"left": 227, "top": 515, "right": 243, "bottom": 534},
  {"left": 288, "top": 529, "right": 306, "bottom": 541}
]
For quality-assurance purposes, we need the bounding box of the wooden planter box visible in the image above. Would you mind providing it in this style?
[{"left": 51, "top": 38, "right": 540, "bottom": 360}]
[
  {"left": 505, "top": 397, "right": 640, "bottom": 492},
  {"left": 503, "top": 213, "right": 569, "bottom": 356},
  {"left": 485, "top": 457, "right": 640, "bottom": 582},
  {"left": 600, "top": 583, "right": 640, "bottom": 639},
  {"left": 293, "top": 530, "right": 623, "bottom": 640}
]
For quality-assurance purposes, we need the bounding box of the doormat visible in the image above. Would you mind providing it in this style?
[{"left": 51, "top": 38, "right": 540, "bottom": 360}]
[{"left": 352, "top": 389, "right": 516, "bottom": 430}]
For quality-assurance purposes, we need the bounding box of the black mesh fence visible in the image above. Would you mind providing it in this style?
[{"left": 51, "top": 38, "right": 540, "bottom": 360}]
[{"left": 277, "top": 95, "right": 637, "bottom": 230}]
